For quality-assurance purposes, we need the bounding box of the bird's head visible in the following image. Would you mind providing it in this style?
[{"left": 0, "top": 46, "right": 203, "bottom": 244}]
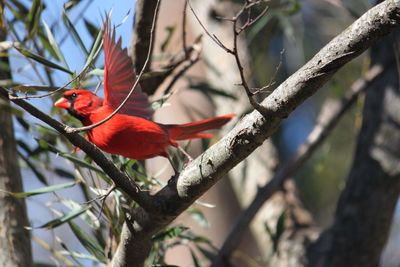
[{"left": 54, "top": 89, "right": 103, "bottom": 120}]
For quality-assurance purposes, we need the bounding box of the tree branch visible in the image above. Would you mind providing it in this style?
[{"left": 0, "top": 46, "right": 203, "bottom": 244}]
[
  {"left": 0, "top": 7, "right": 33, "bottom": 264},
  {"left": 307, "top": 11, "right": 400, "bottom": 267},
  {"left": 0, "top": 87, "right": 155, "bottom": 212},
  {"left": 109, "top": 2, "right": 400, "bottom": 266},
  {"left": 211, "top": 64, "right": 384, "bottom": 267}
]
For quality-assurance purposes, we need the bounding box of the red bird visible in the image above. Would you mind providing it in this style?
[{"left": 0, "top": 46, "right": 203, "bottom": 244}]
[{"left": 54, "top": 19, "right": 233, "bottom": 161}]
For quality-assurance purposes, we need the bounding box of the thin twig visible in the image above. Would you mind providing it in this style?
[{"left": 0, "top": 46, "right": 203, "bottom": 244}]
[
  {"left": 64, "top": 0, "right": 161, "bottom": 134},
  {"left": 163, "top": 42, "right": 202, "bottom": 95},
  {"left": 0, "top": 86, "right": 155, "bottom": 212},
  {"left": 190, "top": 0, "right": 271, "bottom": 115},
  {"left": 187, "top": 0, "right": 233, "bottom": 53},
  {"left": 211, "top": 64, "right": 384, "bottom": 267},
  {"left": 9, "top": 73, "right": 82, "bottom": 100}
]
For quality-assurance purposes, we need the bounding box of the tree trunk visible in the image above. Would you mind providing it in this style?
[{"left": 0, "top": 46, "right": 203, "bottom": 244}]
[
  {"left": 307, "top": 25, "right": 400, "bottom": 267},
  {"left": 0, "top": 10, "right": 33, "bottom": 266}
]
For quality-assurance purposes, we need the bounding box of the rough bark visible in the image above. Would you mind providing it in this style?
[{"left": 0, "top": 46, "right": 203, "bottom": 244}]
[
  {"left": 0, "top": 12, "right": 33, "bottom": 266},
  {"left": 188, "top": 0, "right": 279, "bottom": 258},
  {"left": 306, "top": 19, "right": 400, "bottom": 267}
]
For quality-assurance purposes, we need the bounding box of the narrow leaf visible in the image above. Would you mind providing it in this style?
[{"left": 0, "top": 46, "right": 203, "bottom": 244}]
[
  {"left": 62, "top": 10, "right": 88, "bottom": 56},
  {"left": 5, "top": 181, "right": 76, "bottom": 198},
  {"left": 152, "top": 226, "right": 189, "bottom": 242},
  {"left": 43, "top": 20, "right": 69, "bottom": 67},
  {"left": 14, "top": 45, "right": 73, "bottom": 74},
  {"left": 27, "top": 0, "right": 42, "bottom": 37},
  {"left": 34, "top": 205, "right": 90, "bottom": 229},
  {"left": 69, "top": 221, "right": 107, "bottom": 262}
]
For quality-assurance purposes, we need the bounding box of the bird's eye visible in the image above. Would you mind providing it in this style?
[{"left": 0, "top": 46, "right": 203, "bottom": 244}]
[{"left": 71, "top": 93, "right": 77, "bottom": 98}]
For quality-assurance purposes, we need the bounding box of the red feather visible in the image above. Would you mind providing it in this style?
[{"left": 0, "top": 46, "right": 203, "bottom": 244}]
[{"left": 54, "top": 17, "right": 234, "bottom": 161}]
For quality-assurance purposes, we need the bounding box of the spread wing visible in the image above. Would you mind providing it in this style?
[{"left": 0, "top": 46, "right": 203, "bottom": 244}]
[{"left": 102, "top": 17, "right": 153, "bottom": 119}]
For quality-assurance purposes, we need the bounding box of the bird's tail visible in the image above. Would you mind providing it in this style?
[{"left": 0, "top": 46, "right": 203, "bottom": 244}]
[{"left": 167, "top": 113, "right": 235, "bottom": 141}]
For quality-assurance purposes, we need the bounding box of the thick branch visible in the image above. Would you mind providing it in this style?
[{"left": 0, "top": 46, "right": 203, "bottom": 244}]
[
  {"left": 0, "top": 12, "right": 33, "bottom": 265},
  {"left": 110, "top": 2, "right": 400, "bottom": 266},
  {"left": 212, "top": 64, "right": 384, "bottom": 267},
  {"left": 307, "top": 15, "right": 400, "bottom": 267},
  {"left": 0, "top": 87, "right": 154, "bottom": 212}
]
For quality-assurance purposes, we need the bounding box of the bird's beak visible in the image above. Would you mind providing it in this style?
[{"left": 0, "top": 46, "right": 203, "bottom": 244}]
[{"left": 54, "top": 97, "right": 70, "bottom": 109}]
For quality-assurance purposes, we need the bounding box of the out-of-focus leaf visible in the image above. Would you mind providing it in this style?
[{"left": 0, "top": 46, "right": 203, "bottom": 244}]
[
  {"left": 152, "top": 225, "right": 189, "bottom": 242},
  {"left": 14, "top": 45, "right": 73, "bottom": 74},
  {"left": 54, "top": 168, "right": 75, "bottom": 179},
  {"left": 161, "top": 25, "right": 176, "bottom": 52},
  {"left": 264, "top": 210, "right": 286, "bottom": 253},
  {"left": 33, "top": 205, "right": 90, "bottom": 229},
  {"left": 12, "top": 85, "right": 64, "bottom": 93},
  {"left": 62, "top": 199, "right": 100, "bottom": 230},
  {"left": 275, "top": 210, "right": 286, "bottom": 244},
  {"left": 87, "top": 68, "right": 103, "bottom": 77},
  {"left": 27, "top": 0, "right": 43, "bottom": 38},
  {"left": 6, "top": 181, "right": 76, "bottom": 198},
  {"left": 33, "top": 235, "right": 75, "bottom": 266},
  {"left": 56, "top": 236, "right": 85, "bottom": 267},
  {"left": 187, "top": 208, "right": 209, "bottom": 228},
  {"left": 61, "top": 154, "right": 105, "bottom": 174},
  {"left": 190, "top": 82, "right": 238, "bottom": 100},
  {"left": 62, "top": 10, "right": 88, "bottom": 56},
  {"left": 16, "top": 116, "right": 30, "bottom": 131},
  {"left": 33, "top": 263, "right": 59, "bottom": 267},
  {"left": 151, "top": 92, "right": 172, "bottom": 110},
  {"left": 83, "top": 18, "right": 100, "bottom": 39},
  {"left": 69, "top": 221, "right": 107, "bottom": 263},
  {"left": 190, "top": 248, "right": 202, "bottom": 267},
  {"left": 196, "top": 245, "right": 216, "bottom": 262},
  {"left": 9, "top": 0, "right": 30, "bottom": 16},
  {"left": 35, "top": 138, "right": 105, "bottom": 174},
  {"left": 43, "top": 20, "right": 69, "bottom": 67},
  {"left": 64, "top": 0, "right": 81, "bottom": 11},
  {"left": 18, "top": 150, "right": 48, "bottom": 185},
  {"left": 83, "top": 28, "right": 102, "bottom": 71}
]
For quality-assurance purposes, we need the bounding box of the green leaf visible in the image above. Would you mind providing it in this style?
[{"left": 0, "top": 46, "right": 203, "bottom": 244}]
[
  {"left": 161, "top": 25, "right": 176, "bottom": 52},
  {"left": 83, "top": 23, "right": 102, "bottom": 72},
  {"left": 190, "top": 82, "right": 238, "bottom": 100},
  {"left": 83, "top": 18, "right": 100, "bottom": 39},
  {"left": 196, "top": 246, "right": 216, "bottom": 262},
  {"left": 64, "top": 0, "right": 82, "bottom": 11},
  {"left": 14, "top": 45, "right": 73, "bottom": 74},
  {"left": 18, "top": 150, "right": 48, "bottom": 185},
  {"left": 151, "top": 92, "right": 173, "bottom": 110},
  {"left": 43, "top": 20, "right": 69, "bottom": 68},
  {"left": 35, "top": 138, "right": 104, "bottom": 174},
  {"left": 87, "top": 68, "right": 103, "bottom": 77},
  {"left": 190, "top": 248, "right": 202, "bottom": 267},
  {"left": 34, "top": 205, "right": 90, "bottom": 229},
  {"left": 12, "top": 85, "right": 63, "bottom": 93},
  {"left": 275, "top": 210, "right": 286, "bottom": 243},
  {"left": 27, "top": 0, "right": 43, "bottom": 38},
  {"left": 187, "top": 208, "right": 209, "bottom": 228},
  {"left": 62, "top": 10, "right": 88, "bottom": 56},
  {"left": 5, "top": 181, "right": 76, "bottom": 198},
  {"left": 62, "top": 199, "right": 100, "bottom": 230},
  {"left": 69, "top": 221, "right": 107, "bottom": 262},
  {"left": 152, "top": 226, "right": 189, "bottom": 242},
  {"left": 54, "top": 168, "right": 75, "bottom": 179}
]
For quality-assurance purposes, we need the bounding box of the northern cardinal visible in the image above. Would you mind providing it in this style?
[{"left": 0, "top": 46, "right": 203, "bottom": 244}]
[{"left": 54, "top": 18, "right": 233, "bottom": 160}]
